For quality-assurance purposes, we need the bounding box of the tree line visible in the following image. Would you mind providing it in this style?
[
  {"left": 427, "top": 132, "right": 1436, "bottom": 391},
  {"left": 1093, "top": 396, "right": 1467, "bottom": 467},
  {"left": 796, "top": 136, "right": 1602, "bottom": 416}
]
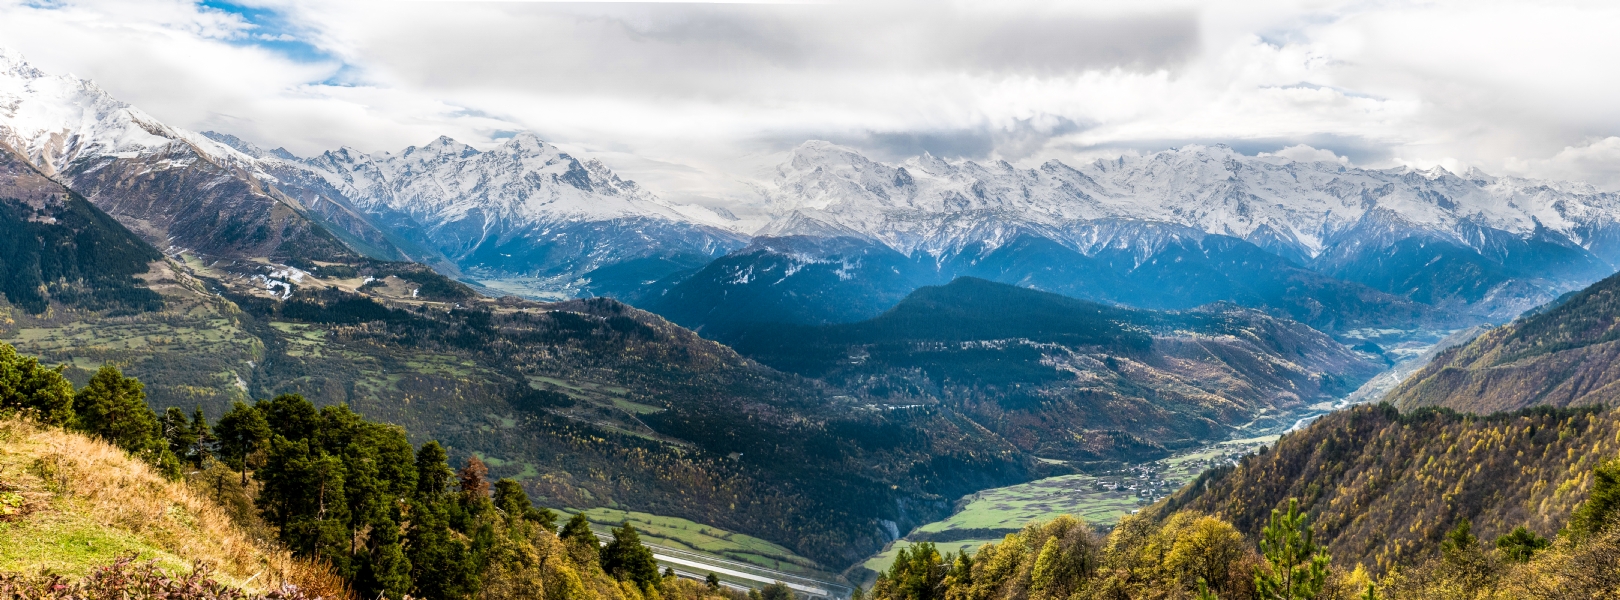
[
  {"left": 0, "top": 341, "right": 764, "bottom": 600},
  {"left": 864, "top": 471, "right": 1620, "bottom": 600}
]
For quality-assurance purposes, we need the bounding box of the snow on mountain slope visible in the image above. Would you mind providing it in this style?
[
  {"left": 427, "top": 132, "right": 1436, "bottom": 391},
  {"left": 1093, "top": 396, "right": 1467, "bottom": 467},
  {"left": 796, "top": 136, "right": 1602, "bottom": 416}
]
[
  {"left": 765, "top": 141, "right": 1620, "bottom": 263},
  {"left": 303, "top": 132, "right": 735, "bottom": 233},
  {"left": 0, "top": 47, "right": 740, "bottom": 290},
  {"left": 0, "top": 47, "right": 260, "bottom": 179}
]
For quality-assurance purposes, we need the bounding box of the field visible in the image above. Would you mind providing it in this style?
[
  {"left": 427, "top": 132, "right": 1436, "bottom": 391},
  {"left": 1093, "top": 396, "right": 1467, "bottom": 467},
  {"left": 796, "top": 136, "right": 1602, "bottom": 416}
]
[
  {"left": 860, "top": 539, "right": 1004, "bottom": 576},
  {"left": 565, "top": 507, "right": 837, "bottom": 580},
  {"left": 855, "top": 436, "right": 1278, "bottom": 584}
]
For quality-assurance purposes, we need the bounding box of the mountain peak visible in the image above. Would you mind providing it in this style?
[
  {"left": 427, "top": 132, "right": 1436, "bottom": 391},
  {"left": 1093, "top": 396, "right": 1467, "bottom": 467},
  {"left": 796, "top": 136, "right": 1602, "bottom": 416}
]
[{"left": 0, "top": 46, "right": 46, "bottom": 80}]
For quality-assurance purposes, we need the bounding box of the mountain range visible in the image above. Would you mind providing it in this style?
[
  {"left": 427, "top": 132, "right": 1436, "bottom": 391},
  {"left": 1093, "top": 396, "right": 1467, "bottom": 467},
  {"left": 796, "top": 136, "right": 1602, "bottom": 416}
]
[
  {"left": 11, "top": 43, "right": 1620, "bottom": 581},
  {"left": 10, "top": 46, "right": 1620, "bottom": 350}
]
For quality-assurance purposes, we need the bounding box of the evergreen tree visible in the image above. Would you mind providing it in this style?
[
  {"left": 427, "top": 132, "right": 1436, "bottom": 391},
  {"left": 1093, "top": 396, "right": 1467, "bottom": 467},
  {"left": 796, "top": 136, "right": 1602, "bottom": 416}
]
[
  {"left": 1568, "top": 459, "right": 1620, "bottom": 538},
  {"left": 601, "top": 522, "right": 661, "bottom": 591},
  {"left": 190, "top": 406, "right": 214, "bottom": 464},
  {"left": 405, "top": 496, "right": 479, "bottom": 600},
  {"left": 74, "top": 364, "right": 178, "bottom": 478},
  {"left": 759, "top": 582, "right": 794, "bottom": 600},
  {"left": 706, "top": 573, "right": 722, "bottom": 591},
  {"left": 1439, "top": 518, "right": 1478, "bottom": 558},
  {"left": 561, "top": 513, "right": 599, "bottom": 545},
  {"left": 214, "top": 400, "right": 269, "bottom": 484},
  {"left": 357, "top": 513, "right": 412, "bottom": 600},
  {"left": 415, "top": 441, "right": 455, "bottom": 501},
  {"left": 162, "top": 407, "right": 199, "bottom": 466},
  {"left": 0, "top": 342, "right": 74, "bottom": 425},
  {"left": 1254, "top": 498, "right": 1330, "bottom": 600},
  {"left": 258, "top": 393, "right": 319, "bottom": 441},
  {"left": 258, "top": 435, "right": 351, "bottom": 570},
  {"left": 1494, "top": 526, "right": 1550, "bottom": 563},
  {"left": 492, "top": 477, "right": 558, "bottom": 529}
]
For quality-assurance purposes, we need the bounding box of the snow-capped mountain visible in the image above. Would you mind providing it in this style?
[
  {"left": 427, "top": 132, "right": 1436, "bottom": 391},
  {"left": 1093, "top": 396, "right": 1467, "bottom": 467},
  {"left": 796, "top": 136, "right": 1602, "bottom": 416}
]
[
  {"left": 0, "top": 47, "right": 384, "bottom": 261},
  {"left": 276, "top": 133, "right": 747, "bottom": 298},
  {"left": 764, "top": 140, "right": 1620, "bottom": 264},
  {"left": 0, "top": 48, "right": 744, "bottom": 296},
  {"left": 702, "top": 141, "right": 1620, "bottom": 326}
]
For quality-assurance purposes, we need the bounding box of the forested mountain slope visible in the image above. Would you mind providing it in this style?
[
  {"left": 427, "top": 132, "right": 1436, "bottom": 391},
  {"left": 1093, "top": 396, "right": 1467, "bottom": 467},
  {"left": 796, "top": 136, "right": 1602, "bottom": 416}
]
[
  {"left": 727, "top": 277, "right": 1383, "bottom": 461},
  {"left": 1385, "top": 269, "right": 1620, "bottom": 413},
  {"left": 0, "top": 142, "right": 161, "bottom": 315},
  {"left": 0, "top": 248, "right": 1038, "bottom": 569},
  {"left": 1165, "top": 403, "right": 1619, "bottom": 572}
]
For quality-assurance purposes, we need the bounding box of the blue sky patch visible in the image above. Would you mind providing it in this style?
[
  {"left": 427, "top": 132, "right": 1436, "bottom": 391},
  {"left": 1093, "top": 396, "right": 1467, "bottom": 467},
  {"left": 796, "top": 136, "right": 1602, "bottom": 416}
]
[{"left": 198, "top": 0, "right": 334, "bottom": 64}]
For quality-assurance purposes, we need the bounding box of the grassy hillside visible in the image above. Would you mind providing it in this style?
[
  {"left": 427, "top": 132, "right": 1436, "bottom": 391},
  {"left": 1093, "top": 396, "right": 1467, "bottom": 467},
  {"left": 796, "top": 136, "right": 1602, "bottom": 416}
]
[
  {"left": 0, "top": 416, "right": 336, "bottom": 593},
  {"left": 1386, "top": 270, "right": 1620, "bottom": 413},
  {"left": 2, "top": 262, "right": 1038, "bottom": 569},
  {"left": 1165, "top": 403, "right": 1619, "bottom": 572}
]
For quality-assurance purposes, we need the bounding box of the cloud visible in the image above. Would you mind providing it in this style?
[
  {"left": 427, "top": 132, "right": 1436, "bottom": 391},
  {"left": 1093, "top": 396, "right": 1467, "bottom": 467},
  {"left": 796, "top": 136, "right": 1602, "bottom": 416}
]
[
  {"left": 1506, "top": 137, "right": 1620, "bottom": 191},
  {"left": 2, "top": 0, "right": 1620, "bottom": 202},
  {"left": 1261, "top": 144, "right": 1350, "bottom": 166}
]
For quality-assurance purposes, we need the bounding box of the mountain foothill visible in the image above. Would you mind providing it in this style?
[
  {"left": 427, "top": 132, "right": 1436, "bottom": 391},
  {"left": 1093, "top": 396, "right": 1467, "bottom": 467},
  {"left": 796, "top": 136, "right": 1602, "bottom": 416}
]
[{"left": 5, "top": 46, "right": 1620, "bottom": 600}]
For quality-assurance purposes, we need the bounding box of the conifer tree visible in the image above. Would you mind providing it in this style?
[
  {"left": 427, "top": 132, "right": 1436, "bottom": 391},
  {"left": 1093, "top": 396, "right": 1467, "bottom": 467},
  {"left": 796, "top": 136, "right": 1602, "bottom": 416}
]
[
  {"left": 74, "top": 364, "right": 178, "bottom": 478},
  {"left": 602, "top": 522, "right": 662, "bottom": 591},
  {"left": 706, "top": 573, "right": 722, "bottom": 591},
  {"left": 258, "top": 393, "right": 319, "bottom": 441},
  {"left": 1568, "top": 459, "right": 1620, "bottom": 538},
  {"left": 190, "top": 406, "right": 214, "bottom": 464},
  {"left": 492, "top": 477, "right": 558, "bottom": 529},
  {"left": 1254, "top": 499, "right": 1330, "bottom": 600},
  {"left": 214, "top": 400, "right": 269, "bottom": 484},
  {"left": 1494, "top": 526, "right": 1550, "bottom": 563},
  {"left": 162, "top": 407, "right": 199, "bottom": 465},
  {"left": 0, "top": 342, "right": 74, "bottom": 425},
  {"left": 415, "top": 441, "right": 455, "bottom": 500},
  {"left": 405, "top": 441, "right": 478, "bottom": 600},
  {"left": 561, "top": 513, "right": 599, "bottom": 546}
]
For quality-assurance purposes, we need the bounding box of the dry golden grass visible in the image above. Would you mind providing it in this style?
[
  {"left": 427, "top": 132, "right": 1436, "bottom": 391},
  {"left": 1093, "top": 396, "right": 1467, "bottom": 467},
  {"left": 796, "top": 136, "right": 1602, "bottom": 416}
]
[{"left": 0, "top": 416, "right": 350, "bottom": 599}]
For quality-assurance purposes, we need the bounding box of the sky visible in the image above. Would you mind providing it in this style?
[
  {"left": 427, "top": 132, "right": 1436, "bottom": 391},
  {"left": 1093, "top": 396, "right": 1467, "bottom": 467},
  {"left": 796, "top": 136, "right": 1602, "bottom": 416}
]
[{"left": 2, "top": 0, "right": 1619, "bottom": 208}]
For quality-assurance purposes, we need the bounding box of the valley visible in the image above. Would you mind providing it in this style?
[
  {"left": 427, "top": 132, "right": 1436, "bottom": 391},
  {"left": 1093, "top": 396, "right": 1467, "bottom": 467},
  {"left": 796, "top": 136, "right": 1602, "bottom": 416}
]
[
  {"left": 5, "top": 38, "right": 1620, "bottom": 600},
  {"left": 855, "top": 435, "right": 1276, "bottom": 584}
]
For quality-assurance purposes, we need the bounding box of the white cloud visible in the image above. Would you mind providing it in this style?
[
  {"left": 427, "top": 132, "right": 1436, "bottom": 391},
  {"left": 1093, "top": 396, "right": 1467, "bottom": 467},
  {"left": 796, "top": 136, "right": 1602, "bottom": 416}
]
[
  {"left": 1, "top": 0, "right": 1619, "bottom": 202},
  {"left": 1261, "top": 144, "right": 1350, "bottom": 165}
]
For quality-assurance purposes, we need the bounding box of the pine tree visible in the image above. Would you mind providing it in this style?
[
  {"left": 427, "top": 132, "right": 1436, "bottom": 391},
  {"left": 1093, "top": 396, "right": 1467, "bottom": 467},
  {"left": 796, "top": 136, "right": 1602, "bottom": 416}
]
[
  {"left": 602, "top": 522, "right": 661, "bottom": 591},
  {"left": 406, "top": 497, "right": 478, "bottom": 600},
  {"left": 0, "top": 342, "right": 74, "bottom": 425},
  {"left": 162, "top": 407, "right": 199, "bottom": 466},
  {"left": 258, "top": 393, "right": 319, "bottom": 441},
  {"left": 258, "top": 436, "right": 352, "bottom": 569},
  {"left": 561, "top": 513, "right": 598, "bottom": 546},
  {"left": 492, "top": 477, "right": 558, "bottom": 529},
  {"left": 415, "top": 441, "right": 455, "bottom": 501},
  {"left": 214, "top": 401, "right": 269, "bottom": 484},
  {"left": 1568, "top": 459, "right": 1620, "bottom": 538},
  {"left": 706, "top": 573, "right": 722, "bottom": 591},
  {"left": 760, "top": 582, "right": 794, "bottom": 600},
  {"left": 1254, "top": 498, "right": 1330, "bottom": 600},
  {"left": 190, "top": 406, "right": 214, "bottom": 464},
  {"left": 1494, "top": 526, "right": 1550, "bottom": 563},
  {"left": 74, "top": 364, "right": 178, "bottom": 478},
  {"left": 358, "top": 514, "right": 413, "bottom": 600}
]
